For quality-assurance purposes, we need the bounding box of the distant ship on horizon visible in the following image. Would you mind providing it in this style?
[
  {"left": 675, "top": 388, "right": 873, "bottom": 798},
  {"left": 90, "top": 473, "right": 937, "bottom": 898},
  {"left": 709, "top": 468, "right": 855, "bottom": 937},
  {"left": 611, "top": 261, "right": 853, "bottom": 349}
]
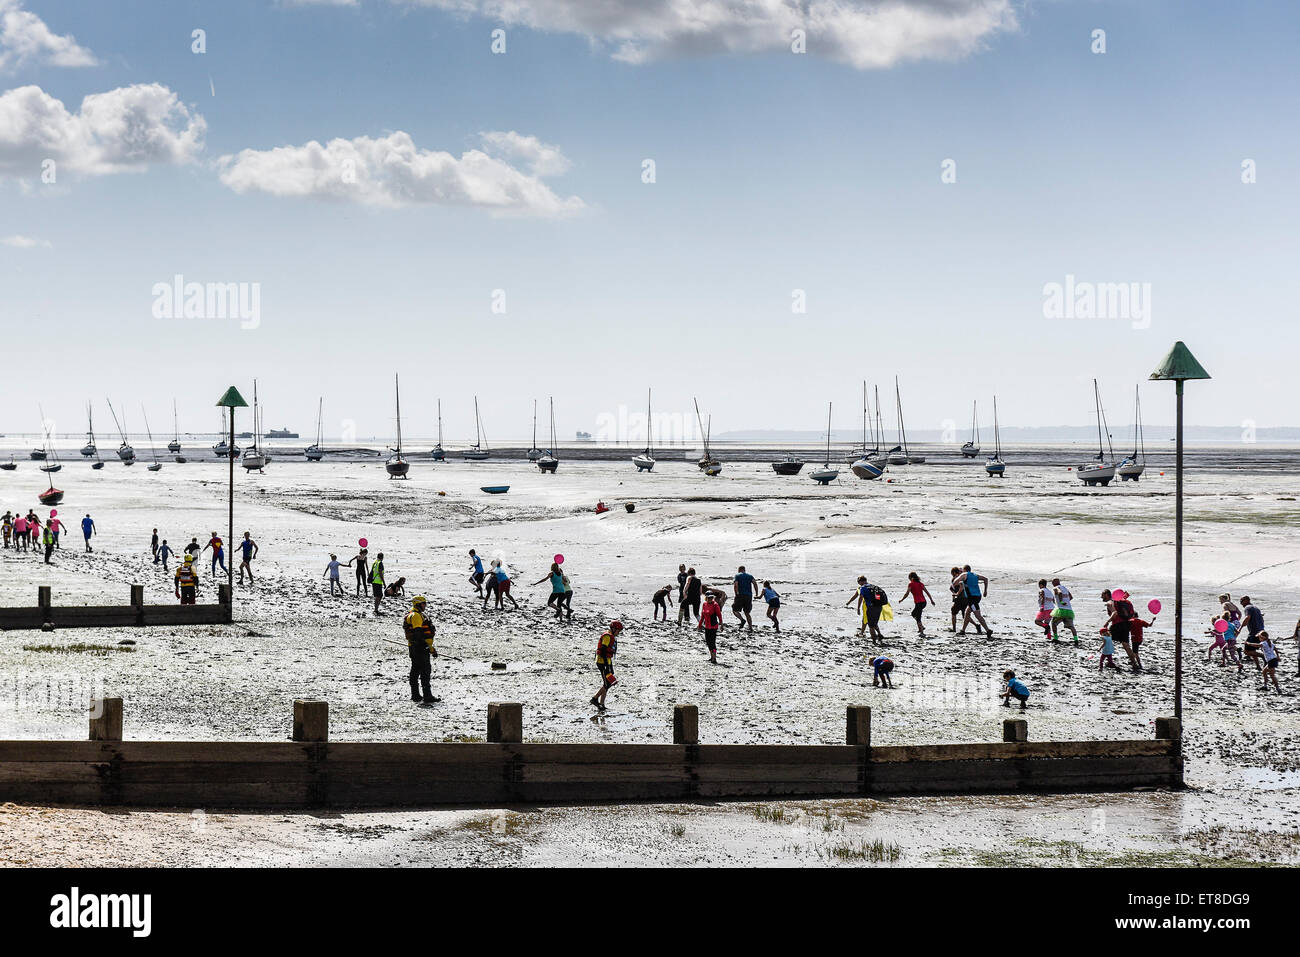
[{"left": 267, "top": 427, "right": 299, "bottom": 439}]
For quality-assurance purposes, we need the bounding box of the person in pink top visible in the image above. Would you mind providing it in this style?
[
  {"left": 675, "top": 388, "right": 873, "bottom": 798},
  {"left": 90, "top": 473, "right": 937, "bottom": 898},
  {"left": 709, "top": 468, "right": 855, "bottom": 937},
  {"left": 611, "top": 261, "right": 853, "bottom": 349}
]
[
  {"left": 13, "top": 514, "right": 28, "bottom": 553},
  {"left": 902, "top": 571, "right": 935, "bottom": 637},
  {"left": 48, "top": 513, "right": 66, "bottom": 550}
]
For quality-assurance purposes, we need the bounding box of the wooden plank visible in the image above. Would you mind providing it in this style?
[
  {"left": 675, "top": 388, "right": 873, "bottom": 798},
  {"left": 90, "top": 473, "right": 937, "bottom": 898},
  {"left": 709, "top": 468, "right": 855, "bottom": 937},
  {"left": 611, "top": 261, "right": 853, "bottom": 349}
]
[
  {"left": 696, "top": 745, "right": 860, "bottom": 765},
  {"left": 870, "top": 740, "right": 1173, "bottom": 762},
  {"left": 0, "top": 741, "right": 119, "bottom": 761}
]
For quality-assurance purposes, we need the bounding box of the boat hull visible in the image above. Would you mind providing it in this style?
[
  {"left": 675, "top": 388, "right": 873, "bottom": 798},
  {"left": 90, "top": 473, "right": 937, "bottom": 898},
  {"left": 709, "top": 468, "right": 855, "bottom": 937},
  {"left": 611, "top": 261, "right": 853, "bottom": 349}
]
[
  {"left": 38, "top": 488, "right": 63, "bottom": 505},
  {"left": 632, "top": 454, "right": 655, "bottom": 472},
  {"left": 29, "top": 450, "right": 46, "bottom": 461},
  {"left": 1118, "top": 460, "right": 1144, "bottom": 481},
  {"left": 810, "top": 468, "right": 839, "bottom": 485},
  {"left": 961, "top": 444, "right": 980, "bottom": 458},
  {"left": 850, "top": 459, "right": 884, "bottom": 480},
  {"left": 481, "top": 485, "right": 510, "bottom": 494},
  {"left": 985, "top": 459, "right": 1006, "bottom": 477},
  {"left": 771, "top": 461, "right": 804, "bottom": 475},
  {"left": 80, "top": 445, "right": 96, "bottom": 457},
  {"left": 386, "top": 458, "right": 409, "bottom": 478},
  {"left": 537, "top": 457, "right": 558, "bottom": 473},
  {"left": 462, "top": 450, "right": 490, "bottom": 461},
  {"left": 1078, "top": 464, "right": 1116, "bottom": 486}
]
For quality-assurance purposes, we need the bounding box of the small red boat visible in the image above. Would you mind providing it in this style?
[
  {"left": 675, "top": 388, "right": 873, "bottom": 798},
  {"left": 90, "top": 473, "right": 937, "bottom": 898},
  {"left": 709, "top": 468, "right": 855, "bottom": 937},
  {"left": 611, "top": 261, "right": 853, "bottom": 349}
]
[{"left": 39, "top": 485, "right": 64, "bottom": 506}]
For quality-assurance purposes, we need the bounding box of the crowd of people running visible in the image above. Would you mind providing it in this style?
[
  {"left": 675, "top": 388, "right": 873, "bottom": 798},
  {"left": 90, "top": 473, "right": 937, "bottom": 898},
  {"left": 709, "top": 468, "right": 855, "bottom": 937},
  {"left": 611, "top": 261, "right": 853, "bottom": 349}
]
[{"left": 2, "top": 509, "right": 94, "bottom": 562}]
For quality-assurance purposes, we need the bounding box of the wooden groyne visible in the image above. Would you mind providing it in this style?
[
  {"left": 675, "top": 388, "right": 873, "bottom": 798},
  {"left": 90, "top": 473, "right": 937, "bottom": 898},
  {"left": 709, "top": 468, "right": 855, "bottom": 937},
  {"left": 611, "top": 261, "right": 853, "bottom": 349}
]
[
  {"left": 0, "top": 585, "right": 232, "bottom": 630},
  {"left": 0, "top": 700, "right": 1183, "bottom": 808}
]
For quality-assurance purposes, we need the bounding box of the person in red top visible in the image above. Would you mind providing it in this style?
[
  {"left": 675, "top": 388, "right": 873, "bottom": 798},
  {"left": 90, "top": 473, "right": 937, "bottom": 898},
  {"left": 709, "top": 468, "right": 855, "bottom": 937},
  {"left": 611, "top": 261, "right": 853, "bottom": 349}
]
[
  {"left": 202, "top": 531, "right": 227, "bottom": 576},
  {"left": 902, "top": 571, "right": 935, "bottom": 637},
  {"left": 698, "top": 595, "right": 723, "bottom": 664}
]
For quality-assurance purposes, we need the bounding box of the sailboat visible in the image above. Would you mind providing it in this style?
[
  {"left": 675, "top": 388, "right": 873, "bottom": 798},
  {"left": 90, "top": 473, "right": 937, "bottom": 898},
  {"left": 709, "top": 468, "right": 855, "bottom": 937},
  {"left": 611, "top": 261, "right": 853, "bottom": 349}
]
[
  {"left": 537, "top": 398, "right": 559, "bottom": 473},
  {"left": 462, "top": 397, "right": 490, "bottom": 460},
  {"left": 694, "top": 398, "right": 721, "bottom": 474},
  {"left": 106, "top": 399, "right": 135, "bottom": 465},
  {"left": 888, "top": 378, "right": 925, "bottom": 465},
  {"left": 37, "top": 408, "right": 61, "bottom": 473},
  {"left": 0, "top": 456, "right": 15, "bottom": 471},
  {"left": 850, "top": 382, "right": 884, "bottom": 479},
  {"left": 38, "top": 474, "right": 62, "bottom": 505},
  {"left": 962, "top": 401, "right": 981, "bottom": 458},
  {"left": 633, "top": 389, "right": 656, "bottom": 472},
  {"left": 164, "top": 399, "right": 181, "bottom": 453},
  {"left": 1077, "top": 379, "right": 1117, "bottom": 486},
  {"left": 430, "top": 400, "right": 446, "bottom": 461},
  {"left": 241, "top": 381, "right": 268, "bottom": 472},
  {"left": 985, "top": 396, "right": 1005, "bottom": 477},
  {"left": 213, "top": 407, "right": 241, "bottom": 459},
  {"left": 29, "top": 447, "right": 45, "bottom": 460},
  {"left": 385, "top": 375, "right": 410, "bottom": 478},
  {"left": 810, "top": 403, "right": 839, "bottom": 484},
  {"left": 142, "top": 407, "right": 163, "bottom": 472},
  {"left": 527, "top": 400, "right": 543, "bottom": 461},
  {"left": 1117, "top": 386, "right": 1146, "bottom": 481},
  {"left": 305, "top": 398, "right": 325, "bottom": 461},
  {"left": 81, "top": 403, "right": 97, "bottom": 457}
]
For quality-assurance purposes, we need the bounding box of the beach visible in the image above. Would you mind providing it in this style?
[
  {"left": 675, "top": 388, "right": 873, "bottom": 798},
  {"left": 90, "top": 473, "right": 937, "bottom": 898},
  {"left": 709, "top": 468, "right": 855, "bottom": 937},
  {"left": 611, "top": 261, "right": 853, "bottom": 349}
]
[{"left": 2, "top": 452, "right": 1298, "bottom": 866}]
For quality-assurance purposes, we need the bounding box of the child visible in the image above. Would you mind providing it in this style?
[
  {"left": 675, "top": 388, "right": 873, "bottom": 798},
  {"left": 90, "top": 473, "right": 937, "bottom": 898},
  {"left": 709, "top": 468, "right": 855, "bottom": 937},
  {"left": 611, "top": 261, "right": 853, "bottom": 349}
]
[
  {"left": 652, "top": 584, "right": 673, "bottom": 621},
  {"left": 1098, "top": 626, "right": 1117, "bottom": 670},
  {"left": 1206, "top": 615, "right": 1234, "bottom": 664},
  {"left": 1035, "top": 578, "right": 1055, "bottom": 638},
  {"left": 698, "top": 594, "right": 723, "bottom": 665},
  {"left": 323, "top": 553, "right": 343, "bottom": 596},
  {"left": 1129, "top": 614, "right": 1154, "bottom": 661},
  {"left": 761, "top": 580, "right": 781, "bottom": 633},
  {"left": 590, "top": 620, "right": 623, "bottom": 712},
  {"left": 1258, "top": 632, "right": 1281, "bottom": 693},
  {"left": 1001, "top": 670, "right": 1029, "bottom": 711},
  {"left": 869, "top": 654, "right": 894, "bottom": 688},
  {"left": 904, "top": 572, "right": 933, "bottom": 637},
  {"left": 385, "top": 576, "right": 407, "bottom": 598}
]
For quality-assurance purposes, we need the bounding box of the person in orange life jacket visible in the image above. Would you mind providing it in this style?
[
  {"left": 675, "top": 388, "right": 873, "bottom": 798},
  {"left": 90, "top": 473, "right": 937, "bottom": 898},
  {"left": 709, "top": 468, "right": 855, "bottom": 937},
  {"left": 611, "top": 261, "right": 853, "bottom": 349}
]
[
  {"left": 698, "top": 594, "right": 723, "bottom": 664},
  {"left": 591, "top": 620, "right": 623, "bottom": 712},
  {"left": 174, "top": 555, "right": 200, "bottom": 604},
  {"left": 402, "top": 596, "right": 438, "bottom": 704}
]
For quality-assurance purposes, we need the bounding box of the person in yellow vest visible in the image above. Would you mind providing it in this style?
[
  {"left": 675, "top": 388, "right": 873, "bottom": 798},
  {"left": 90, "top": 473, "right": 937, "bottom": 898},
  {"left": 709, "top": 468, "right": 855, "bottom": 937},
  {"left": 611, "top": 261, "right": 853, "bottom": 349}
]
[
  {"left": 174, "top": 555, "right": 200, "bottom": 604},
  {"left": 590, "top": 619, "right": 623, "bottom": 712},
  {"left": 402, "top": 595, "right": 437, "bottom": 704},
  {"left": 370, "top": 551, "right": 386, "bottom": 615},
  {"left": 41, "top": 520, "right": 55, "bottom": 564}
]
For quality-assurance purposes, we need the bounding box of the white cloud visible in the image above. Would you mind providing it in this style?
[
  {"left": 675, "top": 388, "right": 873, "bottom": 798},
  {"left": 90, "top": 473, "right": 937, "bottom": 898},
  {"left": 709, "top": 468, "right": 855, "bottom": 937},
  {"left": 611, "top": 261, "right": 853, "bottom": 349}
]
[
  {"left": 0, "top": 83, "right": 206, "bottom": 178},
  {"left": 217, "top": 130, "right": 584, "bottom": 217},
  {"left": 1, "top": 233, "right": 49, "bottom": 247},
  {"left": 0, "top": 0, "right": 98, "bottom": 71},
  {"left": 405, "top": 0, "right": 1018, "bottom": 69}
]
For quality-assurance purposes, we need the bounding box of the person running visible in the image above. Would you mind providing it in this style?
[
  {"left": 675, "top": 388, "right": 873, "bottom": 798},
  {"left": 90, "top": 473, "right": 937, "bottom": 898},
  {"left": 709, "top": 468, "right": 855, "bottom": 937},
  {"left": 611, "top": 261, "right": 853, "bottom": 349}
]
[
  {"left": 948, "top": 566, "right": 968, "bottom": 632},
  {"left": 590, "top": 620, "right": 623, "bottom": 712},
  {"left": 402, "top": 595, "right": 438, "bottom": 704},
  {"left": 369, "top": 552, "right": 386, "bottom": 615},
  {"left": 1050, "top": 578, "right": 1079, "bottom": 642},
  {"left": 2, "top": 511, "right": 11, "bottom": 549},
  {"left": 468, "top": 549, "right": 486, "bottom": 597},
  {"left": 184, "top": 537, "right": 201, "bottom": 560},
  {"left": 485, "top": 560, "right": 517, "bottom": 611},
  {"left": 1219, "top": 593, "right": 1242, "bottom": 626},
  {"left": 903, "top": 572, "right": 934, "bottom": 637},
  {"left": 1255, "top": 632, "right": 1282, "bottom": 693},
  {"left": 350, "top": 546, "right": 370, "bottom": 597},
  {"left": 652, "top": 584, "right": 673, "bottom": 621},
  {"left": 80, "top": 513, "right": 95, "bottom": 553},
  {"left": 761, "top": 581, "right": 781, "bottom": 632},
  {"left": 1001, "top": 670, "right": 1029, "bottom": 711},
  {"left": 677, "top": 568, "right": 701, "bottom": 626},
  {"left": 174, "top": 555, "right": 200, "bottom": 604},
  {"left": 203, "top": 532, "right": 226, "bottom": 577},
  {"left": 533, "top": 562, "right": 566, "bottom": 619},
  {"left": 323, "top": 553, "right": 344, "bottom": 596},
  {"left": 869, "top": 654, "right": 894, "bottom": 688},
  {"left": 1102, "top": 589, "right": 1142, "bottom": 671},
  {"left": 676, "top": 563, "right": 688, "bottom": 604},
  {"left": 237, "top": 532, "right": 258, "bottom": 585},
  {"left": 732, "top": 565, "right": 758, "bottom": 632},
  {"left": 1098, "top": 626, "right": 1118, "bottom": 670},
  {"left": 1035, "top": 579, "right": 1056, "bottom": 638},
  {"left": 157, "top": 539, "right": 174, "bottom": 571},
  {"left": 151, "top": 528, "right": 160, "bottom": 563},
  {"left": 698, "top": 592, "right": 723, "bottom": 664},
  {"left": 957, "top": 565, "right": 992, "bottom": 636},
  {"left": 1240, "top": 597, "right": 1265, "bottom": 644},
  {"left": 12, "top": 513, "right": 26, "bottom": 553}
]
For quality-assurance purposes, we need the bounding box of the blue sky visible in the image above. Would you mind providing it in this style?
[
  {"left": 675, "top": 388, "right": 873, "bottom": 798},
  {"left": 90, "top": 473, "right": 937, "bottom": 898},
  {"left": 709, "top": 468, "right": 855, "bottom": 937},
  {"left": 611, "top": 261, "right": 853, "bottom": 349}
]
[{"left": 2, "top": 0, "right": 1297, "bottom": 443}]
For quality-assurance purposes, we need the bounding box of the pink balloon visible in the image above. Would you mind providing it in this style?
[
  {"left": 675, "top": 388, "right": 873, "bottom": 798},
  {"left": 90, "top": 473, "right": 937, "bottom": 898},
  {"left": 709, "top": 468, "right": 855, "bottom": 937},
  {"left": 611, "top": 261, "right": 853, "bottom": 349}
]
[
  {"left": 1148, "top": 599, "right": 1162, "bottom": 616},
  {"left": 1214, "top": 619, "right": 1229, "bottom": 634},
  {"left": 1112, "top": 588, "right": 1128, "bottom": 601},
  {"left": 49, "top": 509, "right": 57, "bottom": 517},
  {"left": 554, "top": 553, "right": 565, "bottom": 565},
  {"left": 358, "top": 537, "right": 368, "bottom": 548}
]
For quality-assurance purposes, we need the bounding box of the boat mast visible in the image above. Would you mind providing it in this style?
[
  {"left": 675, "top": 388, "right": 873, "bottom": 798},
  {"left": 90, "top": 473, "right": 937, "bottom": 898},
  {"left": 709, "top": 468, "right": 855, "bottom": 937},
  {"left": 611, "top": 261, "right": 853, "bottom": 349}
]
[
  {"left": 532, "top": 399, "right": 538, "bottom": 451},
  {"left": 142, "top": 406, "right": 159, "bottom": 464},
  {"left": 474, "top": 396, "right": 482, "bottom": 449},
  {"left": 896, "top": 377, "right": 910, "bottom": 460},
  {"left": 394, "top": 374, "right": 403, "bottom": 454},
  {"left": 316, "top": 398, "right": 323, "bottom": 447},
  {"left": 1093, "top": 379, "right": 1104, "bottom": 460},
  {"left": 645, "top": 388, "right": 653, "bottom": 456},
  {"left": 437, "top": 399, "right": 443, "bottom": 447},
  {"left": 973, "top": 400, "right": 980, "bottom": 446},
  {"left": 549, "top": 397, "right": 557, "bottom": 454},
  {"left": 993, "top": 396, "right": 1001, "bottom": 457},
  {"left": 693, "top": 398, "right": 709, "bottom": 459},
  {"left": 825, "top": 402, "right": 833, "bottom": 466}
]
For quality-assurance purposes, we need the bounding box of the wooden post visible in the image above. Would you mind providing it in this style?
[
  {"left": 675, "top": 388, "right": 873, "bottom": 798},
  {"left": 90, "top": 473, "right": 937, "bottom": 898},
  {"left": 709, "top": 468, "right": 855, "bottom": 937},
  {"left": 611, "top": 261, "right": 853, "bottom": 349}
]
[
  {"left": 292, "top": 699, "right": 329, "bottom": 742},
  {"left": 129, "top": 585, "right": 144, "bottom": 607},
  {"left": 1003, "top": 719, "right": 1028, "bottom": 743},
  {"left": 1155, "top": 717, "right": 1181, "bottom": 741},
  {"left": 89, "top": 697, "right": 123, "bottom": 741},
  {"left": 38, "top": 586, "right": 51, "bottom": 624},
  {"left": 673, "top": 704, "right": 699, "bottom": 745},
  {"left": 846, "top": 705, "right": 872, "bottom": 746},
  {"left": 218, "top": 583, "right": 232, "bottom": 611},
  {"left": 487, "top": 702, "right": 523, "bottom": 743}
]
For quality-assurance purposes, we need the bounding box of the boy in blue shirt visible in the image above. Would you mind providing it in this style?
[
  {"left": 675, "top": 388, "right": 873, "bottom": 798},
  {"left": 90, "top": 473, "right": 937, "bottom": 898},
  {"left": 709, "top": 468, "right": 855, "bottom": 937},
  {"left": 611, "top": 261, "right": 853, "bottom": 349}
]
[
  {"left": 869, "top": 655, "right": 894, "bottom": 688},
  {"left": 1001, "top": 670, "right": 1029, "bottom": 710},
  {"left": 81, "top": 514, "right": 95, "bottom": 553}
]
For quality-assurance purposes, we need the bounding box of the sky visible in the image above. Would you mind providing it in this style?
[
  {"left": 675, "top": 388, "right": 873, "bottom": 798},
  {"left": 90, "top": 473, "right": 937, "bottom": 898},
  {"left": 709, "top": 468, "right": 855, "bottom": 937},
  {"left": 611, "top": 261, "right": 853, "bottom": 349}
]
[{"left": 1, "top": 0, "right": 1297, "bottom": 444}]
